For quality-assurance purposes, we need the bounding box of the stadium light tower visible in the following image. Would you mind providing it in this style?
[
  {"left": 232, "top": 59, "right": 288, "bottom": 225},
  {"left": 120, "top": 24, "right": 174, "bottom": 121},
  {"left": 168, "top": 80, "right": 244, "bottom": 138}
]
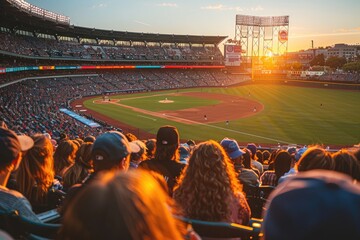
[{"left": 235, "top": 15, "right": 289, "bottom": 62}]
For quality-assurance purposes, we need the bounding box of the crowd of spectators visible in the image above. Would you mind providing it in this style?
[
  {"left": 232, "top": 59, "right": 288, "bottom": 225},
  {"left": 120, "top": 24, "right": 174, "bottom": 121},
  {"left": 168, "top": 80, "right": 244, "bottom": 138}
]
[
  {"left": 0, "top": 75, "right": 107, "bottom": 139},
  {"left": 0, "top": 124, "right": 359, "bottom": 239},
  {"left": 0, "top": 32, "right": 223, "bottom": 62},
  {"left": 0, "top": 32, "right": 359, "bottom": 237},
  {"left": 0, "top": 69, "right": 248, "bottom": 140},
  {"left": 318, "top": 72, "right": 360, "bottom": 83}
]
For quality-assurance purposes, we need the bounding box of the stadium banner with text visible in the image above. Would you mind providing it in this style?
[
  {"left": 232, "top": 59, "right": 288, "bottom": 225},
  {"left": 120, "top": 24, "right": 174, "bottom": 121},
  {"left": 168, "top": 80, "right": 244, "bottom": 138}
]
[
  {"left": 224, "top": 44, "right": 241, "bottom": 67},
  {"left": 2, "top": 65, "right": 224, "bottom": 74},
  {"left": 59, "top": 108, "right": 101, "bottom": 128}
]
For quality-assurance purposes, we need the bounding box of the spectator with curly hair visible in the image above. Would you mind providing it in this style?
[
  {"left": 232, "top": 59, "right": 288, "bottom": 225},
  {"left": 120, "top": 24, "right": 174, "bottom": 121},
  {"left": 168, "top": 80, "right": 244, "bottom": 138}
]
[{"left": 174, "top": 140, "right": 250, "bottom": 225}]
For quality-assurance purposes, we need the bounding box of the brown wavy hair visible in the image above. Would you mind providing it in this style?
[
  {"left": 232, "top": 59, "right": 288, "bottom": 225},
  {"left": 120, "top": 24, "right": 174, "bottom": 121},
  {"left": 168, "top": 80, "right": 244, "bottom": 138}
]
[
  {"left": 62, "top": 142, "right": 93, "bottom": 189},
  {"left": 16, "top": 134, "right": 55, "bottom": 205},
  {"left": 53, "top": 140, "right": 78, "bottom": 176},
  {"left": 173, "top": 140, "right": 243, "bottom": 222}
]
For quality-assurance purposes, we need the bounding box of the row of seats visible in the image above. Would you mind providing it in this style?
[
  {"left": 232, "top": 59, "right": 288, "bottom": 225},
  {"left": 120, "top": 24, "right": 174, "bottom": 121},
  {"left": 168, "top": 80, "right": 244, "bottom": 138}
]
[{"left": 0, "top": 209, "right": 263, "bottom": 240}]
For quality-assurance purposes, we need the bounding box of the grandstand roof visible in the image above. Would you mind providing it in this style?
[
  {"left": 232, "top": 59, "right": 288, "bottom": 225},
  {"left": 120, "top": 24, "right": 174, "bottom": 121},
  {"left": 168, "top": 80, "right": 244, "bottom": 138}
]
[{"left": 0, "top": 0, "right": 227, "bottom": 45}]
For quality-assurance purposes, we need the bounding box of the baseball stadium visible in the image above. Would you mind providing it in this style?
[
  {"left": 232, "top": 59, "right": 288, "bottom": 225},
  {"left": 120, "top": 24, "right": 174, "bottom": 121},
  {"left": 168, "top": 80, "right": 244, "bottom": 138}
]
[{"left": 0, "top": 0, "right": 359, "bottom": 239}]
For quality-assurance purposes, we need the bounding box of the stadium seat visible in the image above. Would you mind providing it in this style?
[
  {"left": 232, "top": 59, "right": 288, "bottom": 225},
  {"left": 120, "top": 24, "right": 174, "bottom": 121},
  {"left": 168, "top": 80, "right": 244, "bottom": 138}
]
[
  {"left": 176, "top": 216, "right": 262, "bottom": 240},
  {"left": 0, "top": 210, "right": 60, "bottom": 239},
  {"left": 19, "top": 213, "right": 60, "bottom": 239},
  {"left": 244, "top": 185, "right": 275, "bottom": 218}
]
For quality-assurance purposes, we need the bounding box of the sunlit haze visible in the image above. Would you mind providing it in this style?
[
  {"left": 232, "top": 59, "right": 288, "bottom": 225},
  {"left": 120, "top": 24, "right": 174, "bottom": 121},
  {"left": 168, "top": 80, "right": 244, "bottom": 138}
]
[{"left": 26, "top": 0, "right": 360, "bottom": 52}]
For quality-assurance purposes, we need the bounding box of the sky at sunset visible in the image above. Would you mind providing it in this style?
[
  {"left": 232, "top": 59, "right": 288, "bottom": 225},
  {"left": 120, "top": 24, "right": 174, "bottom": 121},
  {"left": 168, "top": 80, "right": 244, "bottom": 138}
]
[{"left": 27, "top": 0, "right": 360, "bottom": 52}]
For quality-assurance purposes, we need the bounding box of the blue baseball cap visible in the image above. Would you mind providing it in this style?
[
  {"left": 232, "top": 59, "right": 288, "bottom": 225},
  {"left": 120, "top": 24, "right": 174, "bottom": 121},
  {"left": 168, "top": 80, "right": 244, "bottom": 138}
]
[
  {"left": 295, "top": 147, "right": 308, "bottom": 162},
  {"left": 179, "top": 143, "right": 190, "bottom": 164},
  {"left": 220, "top": 138, "right": 245, "bottom": 160}
]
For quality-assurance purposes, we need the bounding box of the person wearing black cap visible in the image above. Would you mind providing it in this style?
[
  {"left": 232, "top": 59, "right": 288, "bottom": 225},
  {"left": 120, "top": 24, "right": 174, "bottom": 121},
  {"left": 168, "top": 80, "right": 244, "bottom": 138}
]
[
  {"left": 139, "top": 125, "right": 186, "bottom": 195},
  {"left": 0, "top": 127, "right": 40, "bottom": 222},
  {"left": 91, "top": 131, "right": 139, "bottom": 173}
]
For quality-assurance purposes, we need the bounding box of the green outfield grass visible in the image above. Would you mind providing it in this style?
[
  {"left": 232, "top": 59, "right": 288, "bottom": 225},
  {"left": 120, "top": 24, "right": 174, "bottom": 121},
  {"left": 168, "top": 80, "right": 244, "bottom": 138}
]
[
  {"left": 119, "top": 94, "right": 219, "bottom": 111},
  {"left": 84, "top": 85, "right": 360, "bottom": 146}
]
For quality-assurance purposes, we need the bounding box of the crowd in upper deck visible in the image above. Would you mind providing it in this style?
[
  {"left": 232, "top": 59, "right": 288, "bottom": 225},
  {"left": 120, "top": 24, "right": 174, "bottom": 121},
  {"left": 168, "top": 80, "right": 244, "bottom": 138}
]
[{"left": 0, "top": 32, "right": 223, "bottom": 62}]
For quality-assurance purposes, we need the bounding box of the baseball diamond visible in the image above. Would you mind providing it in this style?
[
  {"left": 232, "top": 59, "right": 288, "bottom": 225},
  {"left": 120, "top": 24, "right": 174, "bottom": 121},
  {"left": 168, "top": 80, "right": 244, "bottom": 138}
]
[{"left": 72, "top": 84, "right": 360, "bottom": 147}]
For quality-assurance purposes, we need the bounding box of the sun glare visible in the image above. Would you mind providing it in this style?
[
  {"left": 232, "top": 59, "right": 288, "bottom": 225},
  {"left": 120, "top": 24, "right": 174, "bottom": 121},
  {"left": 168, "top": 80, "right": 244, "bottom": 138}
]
[{"left": 266, "top": 51, "right": 273, "bottom": 57}]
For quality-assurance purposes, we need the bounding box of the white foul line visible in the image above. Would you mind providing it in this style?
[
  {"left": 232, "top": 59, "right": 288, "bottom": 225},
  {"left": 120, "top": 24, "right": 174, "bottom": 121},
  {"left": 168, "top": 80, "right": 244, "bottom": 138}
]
[
  {"left": 159, "top": 114, "right": 296, "bottom": 145},
  {"left": 137, "top": 115, "right": 157, "bottom": 121},
  {"left": 94, "top": 92, "right": 295, "bottom": 145}
]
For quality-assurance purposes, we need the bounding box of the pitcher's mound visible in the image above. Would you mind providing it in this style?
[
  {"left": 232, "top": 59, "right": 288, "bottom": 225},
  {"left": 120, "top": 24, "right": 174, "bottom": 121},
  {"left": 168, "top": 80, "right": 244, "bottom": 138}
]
[{"left": 159, "top": 99, "right": 174, "bottom": 103}]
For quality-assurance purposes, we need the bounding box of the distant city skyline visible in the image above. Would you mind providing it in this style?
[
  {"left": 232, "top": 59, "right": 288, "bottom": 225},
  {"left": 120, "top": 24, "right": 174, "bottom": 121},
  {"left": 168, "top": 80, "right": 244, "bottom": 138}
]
[{"left": 27, "top": 0, "right": 360, "bottom": 52}]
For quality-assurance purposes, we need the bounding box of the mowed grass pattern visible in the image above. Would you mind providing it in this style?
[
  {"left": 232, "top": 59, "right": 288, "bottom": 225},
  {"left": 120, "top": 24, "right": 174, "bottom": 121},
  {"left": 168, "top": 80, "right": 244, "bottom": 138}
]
[
  {"left": 120, "top": 94, "right": 219, "bottom": 111},
  {"left": 84, "top": 85, "right": 360, "bottom": 146}
]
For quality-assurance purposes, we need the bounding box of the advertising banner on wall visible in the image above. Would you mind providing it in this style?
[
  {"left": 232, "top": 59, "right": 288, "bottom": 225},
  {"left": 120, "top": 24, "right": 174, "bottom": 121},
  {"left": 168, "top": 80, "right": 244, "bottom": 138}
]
[{"left": 224, "top": 44, "right": 241, "bottom": 66}]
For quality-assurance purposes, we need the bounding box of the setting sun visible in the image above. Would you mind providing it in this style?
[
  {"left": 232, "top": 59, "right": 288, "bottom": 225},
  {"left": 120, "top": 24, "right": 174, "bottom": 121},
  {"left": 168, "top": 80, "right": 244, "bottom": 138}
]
[{"left": 266, "top": 51, "right": 273, "bottom": 58}]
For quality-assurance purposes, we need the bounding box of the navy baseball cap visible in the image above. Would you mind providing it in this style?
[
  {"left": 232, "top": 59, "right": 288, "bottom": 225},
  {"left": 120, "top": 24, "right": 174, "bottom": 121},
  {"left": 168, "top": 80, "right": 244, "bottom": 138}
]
[
  {"left": 92, "top": 131, "right": 139, "bottom": 163},
  {"left": 264, "top": 170, "right": 360, "bottom": 240}
]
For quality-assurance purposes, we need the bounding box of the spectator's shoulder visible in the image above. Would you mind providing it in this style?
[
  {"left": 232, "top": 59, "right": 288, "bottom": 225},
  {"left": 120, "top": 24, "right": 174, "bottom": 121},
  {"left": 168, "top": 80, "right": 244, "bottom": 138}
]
[{"left": 0, "top": 187, "right": 26, "bottom": 199}]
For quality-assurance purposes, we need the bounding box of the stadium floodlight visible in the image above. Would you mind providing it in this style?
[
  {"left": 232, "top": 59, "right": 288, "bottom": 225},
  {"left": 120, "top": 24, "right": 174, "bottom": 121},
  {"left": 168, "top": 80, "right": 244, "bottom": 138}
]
[{"left": 235, "top": 15, "right": 289, "bottom": 61}]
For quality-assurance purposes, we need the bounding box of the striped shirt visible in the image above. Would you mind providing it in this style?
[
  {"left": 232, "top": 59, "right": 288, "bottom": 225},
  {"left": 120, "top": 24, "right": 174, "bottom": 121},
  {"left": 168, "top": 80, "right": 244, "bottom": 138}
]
[{"left": 260, "top": 170, "right": 278, "bottom": 187}]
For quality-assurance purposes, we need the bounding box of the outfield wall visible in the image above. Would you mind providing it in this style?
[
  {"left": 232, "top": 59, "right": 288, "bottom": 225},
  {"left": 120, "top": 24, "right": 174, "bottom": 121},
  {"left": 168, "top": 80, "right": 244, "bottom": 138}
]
[{"left": 252, "top": 78, "right": 360, "bottom": 90}]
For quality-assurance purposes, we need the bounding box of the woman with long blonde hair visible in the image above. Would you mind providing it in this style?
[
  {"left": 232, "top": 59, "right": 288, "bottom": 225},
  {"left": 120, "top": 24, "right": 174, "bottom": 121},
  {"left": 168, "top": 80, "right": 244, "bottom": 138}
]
[
  {"left": 174, "top": 140, "right": 250, "bottom": 224},
  {"left": 16, "top": 134, "right": 63, "bottom": 213}
]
